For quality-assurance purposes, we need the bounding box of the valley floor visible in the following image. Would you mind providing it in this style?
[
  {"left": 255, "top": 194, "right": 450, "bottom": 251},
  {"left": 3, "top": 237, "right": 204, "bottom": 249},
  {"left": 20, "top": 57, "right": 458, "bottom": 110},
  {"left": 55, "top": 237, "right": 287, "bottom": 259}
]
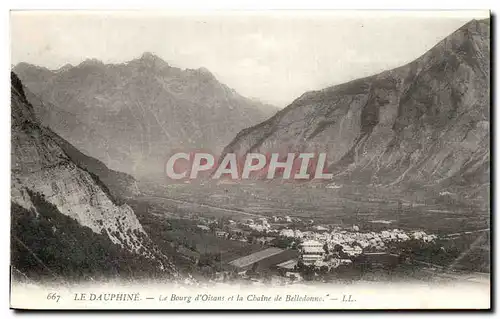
[{"left": 127, "top": 179, "right": 490, "bottom": 284}]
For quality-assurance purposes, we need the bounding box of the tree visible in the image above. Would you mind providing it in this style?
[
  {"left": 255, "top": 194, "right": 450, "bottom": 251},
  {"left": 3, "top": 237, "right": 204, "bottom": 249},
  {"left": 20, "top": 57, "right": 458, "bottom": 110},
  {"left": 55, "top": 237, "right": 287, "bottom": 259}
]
[
  {"left": 209, "top": 223, "right": 217, "bottom": 233},
  {"left": 323, "top": 243, "right": 329, "bottom": 254},
  {"left": 248, "top": 262, "right": 259, "bottom": 275},
  {"left": 333, "top": 244, "right": 343, "bottom": 252}
]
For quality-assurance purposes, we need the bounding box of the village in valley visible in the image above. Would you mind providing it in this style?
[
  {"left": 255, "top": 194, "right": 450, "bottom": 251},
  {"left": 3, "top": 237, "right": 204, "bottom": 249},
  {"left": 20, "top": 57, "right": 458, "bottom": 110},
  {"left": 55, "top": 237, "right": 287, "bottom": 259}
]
[
  {"left": 131, "top": 179, "right": 489, "bottom": 286},
  {"left": 159, "top": 211, "right": 451, "bottom": 285}
]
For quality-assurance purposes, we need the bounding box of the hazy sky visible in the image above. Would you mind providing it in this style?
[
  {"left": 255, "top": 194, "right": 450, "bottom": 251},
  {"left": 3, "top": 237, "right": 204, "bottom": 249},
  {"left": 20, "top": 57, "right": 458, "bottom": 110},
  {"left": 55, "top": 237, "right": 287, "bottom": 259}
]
[{"left": 11, "top": 11, "right": 489, "bottom": 106}]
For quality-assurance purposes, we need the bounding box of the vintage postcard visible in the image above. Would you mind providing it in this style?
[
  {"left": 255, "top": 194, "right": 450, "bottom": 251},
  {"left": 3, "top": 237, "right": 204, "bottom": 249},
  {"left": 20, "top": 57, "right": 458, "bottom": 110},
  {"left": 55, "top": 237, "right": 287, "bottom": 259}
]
[{"left": 9, "top": 10, "right": 491, "bottom": 310}]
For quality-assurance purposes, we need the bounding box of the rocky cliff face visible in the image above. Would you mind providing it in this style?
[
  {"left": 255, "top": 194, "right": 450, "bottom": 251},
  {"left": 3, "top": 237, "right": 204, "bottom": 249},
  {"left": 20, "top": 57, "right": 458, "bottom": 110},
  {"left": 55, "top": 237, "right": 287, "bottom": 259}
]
[
  {"left": 11, "top": 72, "right": 177, "bottom": 278},
  {"left": 14, "top": 53, "right": 278, "bottom": 178},
  {"left": 222, "top": 19, "right": 490, "bottom": 203}
]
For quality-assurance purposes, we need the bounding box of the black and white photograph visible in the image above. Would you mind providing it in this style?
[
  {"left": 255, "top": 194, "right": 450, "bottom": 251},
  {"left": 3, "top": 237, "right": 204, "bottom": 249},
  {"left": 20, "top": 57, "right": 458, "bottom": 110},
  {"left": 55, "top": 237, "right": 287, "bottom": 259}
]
[{"left": 9, "top": 10, "right": 491, "bottom": 310}]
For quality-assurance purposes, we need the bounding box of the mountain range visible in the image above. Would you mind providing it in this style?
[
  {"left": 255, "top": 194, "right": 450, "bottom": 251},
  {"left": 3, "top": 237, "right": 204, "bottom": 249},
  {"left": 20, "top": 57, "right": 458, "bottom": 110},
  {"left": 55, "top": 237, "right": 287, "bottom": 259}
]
[
  {"left": 222, "top": 19, "right": 490, "bottom": 205},
  {"left": 14, "top": 52, "right": 278, "bottom": 178}
]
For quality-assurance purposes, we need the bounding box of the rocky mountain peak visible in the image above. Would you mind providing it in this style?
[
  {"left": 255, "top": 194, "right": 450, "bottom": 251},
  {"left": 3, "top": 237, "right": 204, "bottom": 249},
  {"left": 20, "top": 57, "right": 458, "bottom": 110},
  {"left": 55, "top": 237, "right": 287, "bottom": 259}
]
[
  {"left": 55, "top": 63, "right": 74, "bottom": 73},
  {"left": 14, "top": 54, "right": 278, "bottom": 178},
  {"left": 194, "top": 66, "right": 215, "bottom": 78},
  {"left": 11, "top": 72, "right": 26, "bottom": 100},
  {"left": 11, "top": 72, "right": 37, "bottom": 127},
  {"left": 78, "top": 58, "right": 105, "bottom": 68},
  {"left": 134, "top": 51, "right": 170, "bottom": 69}
]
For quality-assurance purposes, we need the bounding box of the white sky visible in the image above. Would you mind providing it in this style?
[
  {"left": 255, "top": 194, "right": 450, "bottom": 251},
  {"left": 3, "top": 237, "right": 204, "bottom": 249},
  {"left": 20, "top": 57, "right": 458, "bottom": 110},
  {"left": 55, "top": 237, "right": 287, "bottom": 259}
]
[{"left": 10, "top": 10, "right": 489, "bottom": 107}]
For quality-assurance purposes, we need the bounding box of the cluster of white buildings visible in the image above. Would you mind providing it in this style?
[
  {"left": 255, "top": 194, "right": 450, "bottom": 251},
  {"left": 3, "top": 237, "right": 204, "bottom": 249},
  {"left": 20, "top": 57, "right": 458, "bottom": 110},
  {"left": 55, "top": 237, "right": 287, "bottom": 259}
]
[
  {"left": 229, "top": 217, "right": 438, "bottom": 270},
  {"left": 272, "top": 215, "right": 302, "bottom": 223},
  {"left": 279, "top": 228, "right": 303, "bottom": 238},
  {"left": 244, "top": 217, "right": 272, "bottom": 232},
  {"left": 283, "top": 227, "right": 439, "bottom": 266},
  {"left": 298, "top": 239, "right": 355, "bottom": 269}
]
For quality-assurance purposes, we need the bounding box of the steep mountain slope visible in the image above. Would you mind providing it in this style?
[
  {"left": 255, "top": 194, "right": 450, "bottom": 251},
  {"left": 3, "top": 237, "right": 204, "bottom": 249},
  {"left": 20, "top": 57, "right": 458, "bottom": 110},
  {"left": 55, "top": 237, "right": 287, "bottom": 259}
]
[
  {"left": 18, "top": 87, "right": 141, "bottom": 197},
  {"left": 14, "top": 53, "right": 277, "bottom": 178},
  {"left": 21, "top": 86, "right": 140, "bottom": 200},
  {"left": 44, "top": 128, "right": 140, "bottom": 200},
  {"left": 222, "top": 19, "right": 490, "bottom": 201},
  {"left": 11, "top": 72, "right": 177, "bottom": 281}
]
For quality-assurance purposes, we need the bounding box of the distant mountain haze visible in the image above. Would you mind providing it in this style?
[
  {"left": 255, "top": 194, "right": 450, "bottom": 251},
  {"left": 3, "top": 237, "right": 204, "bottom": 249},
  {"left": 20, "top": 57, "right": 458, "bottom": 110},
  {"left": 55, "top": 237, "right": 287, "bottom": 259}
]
[
  {"left": 222, "top": 19, "right": 490, "bottom": 204},
  {"left": 14, "top": 53, "right": 278, "bottom": 178},
  {"left": 11, "top": 11, "right": 488, "bottom": 107}
]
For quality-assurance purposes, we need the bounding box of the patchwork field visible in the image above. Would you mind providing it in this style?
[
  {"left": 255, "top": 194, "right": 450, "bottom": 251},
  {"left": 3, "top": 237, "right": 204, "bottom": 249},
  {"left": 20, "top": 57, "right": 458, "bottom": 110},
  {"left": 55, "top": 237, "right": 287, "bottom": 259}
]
[
  {"left": 136, "top": 179, "right": 489, "bottom": 235},
  {"left": 229, "top": 247, "right": 284, "bottom": 268}
]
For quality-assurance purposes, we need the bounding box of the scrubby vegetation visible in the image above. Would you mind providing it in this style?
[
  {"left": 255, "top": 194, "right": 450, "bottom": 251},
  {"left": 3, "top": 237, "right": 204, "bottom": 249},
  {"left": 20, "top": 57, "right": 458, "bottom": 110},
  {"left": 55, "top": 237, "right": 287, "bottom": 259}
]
[{"left": 10, "top": 190, "right": 172, "bottom": 283}]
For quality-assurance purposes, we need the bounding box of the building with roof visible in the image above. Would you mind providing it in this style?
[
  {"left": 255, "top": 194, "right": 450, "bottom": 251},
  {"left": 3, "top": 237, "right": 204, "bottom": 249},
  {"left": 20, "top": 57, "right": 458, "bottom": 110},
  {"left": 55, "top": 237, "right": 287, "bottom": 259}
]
[
  {"left": 299, "top": 240, "right": 325, "bottom": 266},
  {"left": 280, "top": 229, "right": 294, "bottom": 237},
  {"left": 197, "top": 225, "right": 210, "bottom": 231},
  {"left": 215, "top": 230, "right": 228, "bottom": 238}
]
